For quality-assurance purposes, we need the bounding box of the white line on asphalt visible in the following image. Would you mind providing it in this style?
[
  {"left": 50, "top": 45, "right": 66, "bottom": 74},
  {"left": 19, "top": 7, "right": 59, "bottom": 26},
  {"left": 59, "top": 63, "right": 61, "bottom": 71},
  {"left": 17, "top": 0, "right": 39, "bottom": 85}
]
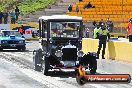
[
  {"left": 19, "top": 68, "right": 78, "bottom": 88},
  {"left": 89, "top": 84, "right": 106, "bottom": 88},
  {"left": 1, "top": 55, "right": 106, "bottom": 88},
  {"left": 2, "top": 52, "right": 33, "bottom": 62}
]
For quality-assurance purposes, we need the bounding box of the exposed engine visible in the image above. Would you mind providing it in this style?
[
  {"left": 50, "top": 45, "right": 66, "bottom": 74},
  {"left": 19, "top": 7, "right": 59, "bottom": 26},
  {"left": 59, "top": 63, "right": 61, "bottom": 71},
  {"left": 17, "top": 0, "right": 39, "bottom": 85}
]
[{"left": 48, "top": 39, "right": 83, "bottom": 67}]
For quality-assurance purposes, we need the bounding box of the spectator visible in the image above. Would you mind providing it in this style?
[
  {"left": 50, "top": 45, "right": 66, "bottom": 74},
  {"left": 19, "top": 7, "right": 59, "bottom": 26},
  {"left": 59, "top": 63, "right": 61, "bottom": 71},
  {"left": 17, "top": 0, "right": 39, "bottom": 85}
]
[
  {"left": 81, "top": 25, "right": 85, "bottom": 37},
  {"left": 21, "top": 25, "right": 25, "bottom": 34},
  {"left": 87, "top": 2, "right": 92, "bottom": 8},
  {"left": 82, "top": 29, "right": 86, "bottom": 38},
  {"left": 83, "top": 27, "right": 89, "bottom": 38},
  {"left": 9, "top": 10, "right": 16, "bottom": 24},
  {"left": 37, "top": 30, "right": 39, "bottom": 36},
  {"left": 32, "top": 31, "right": 35, "bottom": 38},
  {"left": 68, "top": 5, "right": 72, "bottom": 12},
  {"left": 79, "top": 0, "right": 83, "bottom": 2},
  {"left": 99, "top": 19, "right": 105, "bottom": 27},
  {"left": 76, "top": 5, "right": 79, "bottom": 12},
  {"left": 18, "top": 25, "right": 25, "bottom": 35},
  {"left": 93, "top": 21, "right": 97, "bottom": 27},
  {"left": 3, "top": 10, "right": 8, "bottom": 24},
  {"left": 18, "top": 26, "right": 23, "bottom": 35},
  {"left": 127, "top": 18, "right": 132, "bottom": 42},
  {"left": 89, "top": 28, "right": 93, "bottom": 38},
  {"left": 0, "top": 11, "right": 3, "bottom": 24},
  {"left": 15, "top": 6, "right": 20, "bottom": 21},
  {"left": 106, "top": 18, "right": 114, "bottom": 32},
  {"left": 84, "top": 2, "right": 95, "bottom": 9}
]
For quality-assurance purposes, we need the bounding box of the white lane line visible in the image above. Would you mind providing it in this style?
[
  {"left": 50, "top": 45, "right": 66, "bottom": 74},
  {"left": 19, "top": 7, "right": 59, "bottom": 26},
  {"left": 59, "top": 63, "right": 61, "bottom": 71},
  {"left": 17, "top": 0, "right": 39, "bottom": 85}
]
[
  {"left": 3, "top": 57, "right": 78, "bottom": 88},
  {"left": 97, "top": 69, "right": 112, "bottom": 74},
  {"left": 89, "top": 84, "right": 106, "bottom": 88},
  {"left": 2, "top": 52, "right": 33, "bottom": 62},
  {"left": 19, "top": 68, "right": 78, "bottom": 88}
]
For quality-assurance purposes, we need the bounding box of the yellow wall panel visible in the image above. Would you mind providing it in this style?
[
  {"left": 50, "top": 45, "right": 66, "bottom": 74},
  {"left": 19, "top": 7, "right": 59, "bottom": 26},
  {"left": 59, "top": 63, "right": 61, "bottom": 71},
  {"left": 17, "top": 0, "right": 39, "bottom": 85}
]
[{"left": 82, "top": 38, "right": 132, "bottom": 62}]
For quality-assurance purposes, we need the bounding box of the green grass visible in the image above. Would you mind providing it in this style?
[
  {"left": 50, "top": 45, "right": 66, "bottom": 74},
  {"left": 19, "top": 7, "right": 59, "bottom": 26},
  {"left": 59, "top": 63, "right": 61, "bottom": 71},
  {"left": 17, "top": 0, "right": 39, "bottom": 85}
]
[
  {"left": 18, "top": 0, "right": 56, "bottom": 15},
  {"left": 0, "top": 0, "right": 56, "bottom": 16},
  {"left": 0, "top": 0, "right": 18, "bottom": 11}
]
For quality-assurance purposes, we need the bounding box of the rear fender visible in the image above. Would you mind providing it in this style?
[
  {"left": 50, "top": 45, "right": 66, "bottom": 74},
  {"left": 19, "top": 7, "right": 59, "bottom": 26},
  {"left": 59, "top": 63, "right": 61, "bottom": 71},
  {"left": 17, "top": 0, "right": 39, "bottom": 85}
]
[
  {"left": 47, "top": 55, "right": 61, "bottom": 66},
  {"left": 79, "top": 52, "right": 97, "bottom": 65}
]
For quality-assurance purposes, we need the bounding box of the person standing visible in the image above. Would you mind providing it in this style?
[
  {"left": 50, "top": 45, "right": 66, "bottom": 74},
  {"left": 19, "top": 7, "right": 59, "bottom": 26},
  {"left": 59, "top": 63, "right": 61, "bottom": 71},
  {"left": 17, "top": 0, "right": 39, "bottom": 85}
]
[
  {"left": 9, "top": 10, "right": 16, "bottom": 24},
  {"left": 96, "top": 25, "right": 110, "bottom": 59},
  {"left": 3, "top": 10, "right": 9, "bottom": 24},
  {"left": 15, "top": 6, "right": 20, "bottom": 21},
  {"left": 93, "top": 24, "right": 101, "bottom": 39},
  {"left": 106, "top": 18, "right": 114, "bottom": 32},
  {"left": 18, "top": 25, "right": 25, "bottom": 35},
  {"left": 99, "top": 19, "right": 105, "bottom": 27},
  {"left": 127, "top": 18, "right": 132, "bottom": 42},
  {"left": 0, "top": 11, "right": 3, "bottom": 24},
  {"left": 93, "top": 21, "right": 97, "bottom": 27},
  {"left": 76, "top": 5, "right": 79, "bottom": 13},
  {"left": 68, "top": 5, "right": 72, "bottom": 12},
  {"left": 21, "top": 25, "right": 25, "bottom": 34},
  {"left": 83, "top": 27, "right": 89, "bottom": 38},
  {"left": 32, "top": 31, "right": 35, "bottom": 38}
]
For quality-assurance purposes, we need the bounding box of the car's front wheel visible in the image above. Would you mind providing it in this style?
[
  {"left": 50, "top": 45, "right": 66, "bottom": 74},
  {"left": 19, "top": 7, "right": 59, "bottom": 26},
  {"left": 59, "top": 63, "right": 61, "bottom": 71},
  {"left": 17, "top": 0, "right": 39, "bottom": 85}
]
[
  {"left": 33, "top": 50, "right": 42, "bottom": 71},
  {"left": 42, "top": 56, "right": 49, "bottom": 75},
  {"left": 76, "top": 76, "right": 86, "bottom": 85}
]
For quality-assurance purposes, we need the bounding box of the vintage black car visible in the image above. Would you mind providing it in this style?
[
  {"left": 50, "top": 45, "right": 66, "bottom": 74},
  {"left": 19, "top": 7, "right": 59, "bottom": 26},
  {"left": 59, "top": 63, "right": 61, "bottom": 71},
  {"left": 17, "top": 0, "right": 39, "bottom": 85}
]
[{"left": 33, "top": 15, "right": 97, "bottom": 75}]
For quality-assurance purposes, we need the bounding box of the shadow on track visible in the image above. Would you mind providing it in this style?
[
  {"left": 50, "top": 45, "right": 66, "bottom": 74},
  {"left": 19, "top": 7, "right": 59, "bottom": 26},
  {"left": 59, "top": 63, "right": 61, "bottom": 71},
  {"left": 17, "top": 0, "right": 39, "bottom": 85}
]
[
  {"left": 45, "top": 70, "right": 100, "bottom": 78},
  {"left": 47, "top": 71, "right": 76, "bottom": 78}
]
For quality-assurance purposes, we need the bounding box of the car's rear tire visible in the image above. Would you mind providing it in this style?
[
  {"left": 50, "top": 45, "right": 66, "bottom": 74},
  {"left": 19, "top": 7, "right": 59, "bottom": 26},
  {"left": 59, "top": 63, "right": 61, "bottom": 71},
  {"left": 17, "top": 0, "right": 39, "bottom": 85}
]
[
  {"left": 33, "top": 50, "right": 42, "bottom": 72},
  {"left": 79, "top": 53, "right": 97, "bottom": 74},
  {"left": 42, "top": 56, "right": 49, "bottom": 75},
  {"left": 76, "top": 76, "right": 86, "bottom": 85}
]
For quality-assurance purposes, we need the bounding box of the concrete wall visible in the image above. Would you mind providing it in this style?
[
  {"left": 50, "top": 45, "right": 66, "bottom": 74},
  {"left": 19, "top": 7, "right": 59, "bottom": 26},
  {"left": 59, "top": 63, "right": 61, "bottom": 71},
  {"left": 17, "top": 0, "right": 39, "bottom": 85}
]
[
  {"left": 82, "top": 38, "right": 132, "bottom": 62},
  {"left": 110, "top": 33, "right": 127, "bottom": 38}
]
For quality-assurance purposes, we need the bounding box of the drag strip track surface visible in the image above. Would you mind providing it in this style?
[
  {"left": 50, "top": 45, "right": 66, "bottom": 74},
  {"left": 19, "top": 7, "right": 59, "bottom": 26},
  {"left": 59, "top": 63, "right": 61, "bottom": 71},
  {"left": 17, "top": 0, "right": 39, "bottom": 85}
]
[
  {"left": 0, "top": 58, "right": 46, "bottom": 88},
  {"left": 0, "top": 41, "right": 132, "bottom": 88}
]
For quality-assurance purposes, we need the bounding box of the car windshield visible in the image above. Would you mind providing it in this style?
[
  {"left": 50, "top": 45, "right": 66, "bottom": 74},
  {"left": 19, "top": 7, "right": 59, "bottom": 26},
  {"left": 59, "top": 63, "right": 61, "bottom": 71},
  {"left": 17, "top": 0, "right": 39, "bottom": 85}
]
[
  {"left": 1, "top": 31, "right": 22, "bottom": 37},
  {"left": 50, "top": 22, "right": 80, "bottom": 38}
]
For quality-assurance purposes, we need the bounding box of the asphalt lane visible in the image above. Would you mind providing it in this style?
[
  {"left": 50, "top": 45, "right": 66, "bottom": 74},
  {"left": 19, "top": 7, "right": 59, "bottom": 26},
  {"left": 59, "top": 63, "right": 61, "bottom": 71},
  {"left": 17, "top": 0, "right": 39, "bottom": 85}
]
[
  {"left": 0, "top": 58, "right": 46, "bottom": 88},
  {"left": 0, "top": 40, "right": 132, "bottom": 88}
]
